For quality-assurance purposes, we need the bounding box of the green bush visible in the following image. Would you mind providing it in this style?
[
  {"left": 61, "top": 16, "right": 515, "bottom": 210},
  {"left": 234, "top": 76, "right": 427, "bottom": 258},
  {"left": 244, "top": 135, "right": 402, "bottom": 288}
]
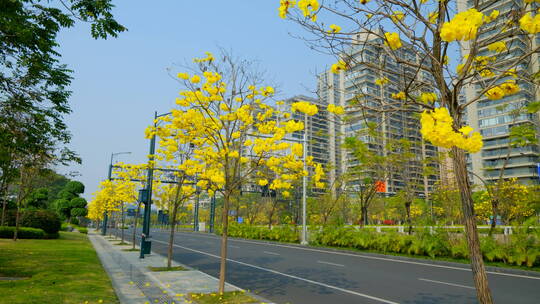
[
  {"left": 20, "top": 210, "right": 61, "bottom": 234},
  {"left": 77, "top": 227, "right": 88, "bottom": 234},
  {"left": 0, "top": 226, "right": 46, "bottom": 239},
  {"left": 61, "top": 222, "right": 70, "bottom": 231}
]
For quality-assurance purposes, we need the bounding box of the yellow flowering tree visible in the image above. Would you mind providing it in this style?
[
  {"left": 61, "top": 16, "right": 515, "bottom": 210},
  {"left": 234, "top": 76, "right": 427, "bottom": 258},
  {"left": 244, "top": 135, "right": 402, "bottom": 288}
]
[
  {"left": 149, "top": 51, "right": 314, "bottom": 292},
  {"left": 276, "top": 1, "right": 540, "bottom": 302},
  {"left": 475, "top": 179, "right": 537, "bottom": 224},
  {"left": 112, "top": 162, "right": 148, "bottom": 249}
]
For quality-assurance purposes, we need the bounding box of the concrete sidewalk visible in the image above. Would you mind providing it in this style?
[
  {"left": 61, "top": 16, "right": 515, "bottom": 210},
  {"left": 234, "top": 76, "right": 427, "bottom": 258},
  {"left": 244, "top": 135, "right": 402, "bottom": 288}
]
[{"left": 88, "top": 230, "right": 261, "bottom": 304}]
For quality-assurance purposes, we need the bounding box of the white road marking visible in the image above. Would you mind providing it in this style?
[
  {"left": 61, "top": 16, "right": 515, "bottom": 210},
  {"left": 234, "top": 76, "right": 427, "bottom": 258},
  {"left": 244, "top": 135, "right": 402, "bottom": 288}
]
[
  {"left": 229, "top": 245, "right": 240, "bottom": 248},
  {"left": 418, "top": 278, "right": 475, "bottom": 290},
  {"left": 263, "top": 251, "right": 280, "bottom": 256},
  {"left": 153, "top": 239, "right": 398, "bottom": 304},
  {"left": 317, "top": 260, "right": 345, "bottom": 267},
  {"left": 173, "top": 231, "right": 540, "bottom": 281}
]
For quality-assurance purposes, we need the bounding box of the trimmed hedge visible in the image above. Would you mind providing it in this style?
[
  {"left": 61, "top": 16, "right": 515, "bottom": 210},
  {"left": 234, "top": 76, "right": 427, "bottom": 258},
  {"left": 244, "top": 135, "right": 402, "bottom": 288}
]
[
  {"left": 0, "top": 226, "right": 46, "bottom": 239},
  {"left": 216, "top": 224, "right": 299, "bottom": 243}
]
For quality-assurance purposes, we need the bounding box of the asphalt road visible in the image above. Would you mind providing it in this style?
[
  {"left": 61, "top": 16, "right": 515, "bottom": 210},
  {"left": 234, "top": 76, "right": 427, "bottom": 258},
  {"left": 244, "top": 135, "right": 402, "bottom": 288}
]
[{"left": 112, "top": 228, "right": 540, "bottom": 304}]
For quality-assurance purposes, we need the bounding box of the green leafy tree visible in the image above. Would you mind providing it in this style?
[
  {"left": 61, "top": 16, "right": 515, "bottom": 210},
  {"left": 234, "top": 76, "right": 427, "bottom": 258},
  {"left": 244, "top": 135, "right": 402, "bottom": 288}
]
[
  {"left": 54, "top": 181, "right": 86, "bottom": 221},
  {"left": 26, "top": 188, "right": 49, "bottom": 209},
  {"left": 1, "top": 0, "right": 124, "bottom": 226}
]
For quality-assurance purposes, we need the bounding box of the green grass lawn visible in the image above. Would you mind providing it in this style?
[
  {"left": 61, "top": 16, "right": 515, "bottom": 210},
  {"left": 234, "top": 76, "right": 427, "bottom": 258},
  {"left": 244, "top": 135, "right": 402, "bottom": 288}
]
[{"left": 0, "top": 232, "right": 119, "bottom": 304}]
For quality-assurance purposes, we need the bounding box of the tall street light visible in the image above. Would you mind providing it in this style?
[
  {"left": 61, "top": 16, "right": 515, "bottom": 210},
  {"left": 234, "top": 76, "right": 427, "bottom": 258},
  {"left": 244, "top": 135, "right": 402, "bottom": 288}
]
[
  {"left": 301, "top": 112, "right": 308, "bottom": 245},
  {"left": 140, "top": 111, "right": 170, "bottom": 258},
  {"left": 101, "top": 151, "right": 132, "bottom": 236}
]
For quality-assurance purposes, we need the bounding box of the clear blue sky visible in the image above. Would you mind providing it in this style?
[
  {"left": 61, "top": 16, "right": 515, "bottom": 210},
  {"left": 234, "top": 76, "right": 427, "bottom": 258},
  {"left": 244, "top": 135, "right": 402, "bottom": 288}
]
[{"left": 56, "top": 1, "right": 333, "bottom": 199}]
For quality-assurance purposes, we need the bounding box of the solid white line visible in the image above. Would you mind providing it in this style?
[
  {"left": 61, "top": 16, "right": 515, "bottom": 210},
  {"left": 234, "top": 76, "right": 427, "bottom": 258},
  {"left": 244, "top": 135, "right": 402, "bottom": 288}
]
[
  {"left": 153, "top": 239, "right": 398, "bottom": 304},
  {"left": 418, "top": 278, "right": 475, "bottom": 290},
  {"left": 173, "top": 232, "right": 540, "bottom": 280},
  {"left": 263, "top": 251, "right": 280, "bottom": 256},
  {"left": 317, "top": 260, "right": 345, "bottom": 267}
]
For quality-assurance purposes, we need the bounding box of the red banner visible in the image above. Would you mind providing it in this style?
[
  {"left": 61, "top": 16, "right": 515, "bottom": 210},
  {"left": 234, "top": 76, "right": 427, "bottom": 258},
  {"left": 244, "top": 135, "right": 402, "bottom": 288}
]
[{"left": 375, "top": 180, "right": 386, "bottom": 193}]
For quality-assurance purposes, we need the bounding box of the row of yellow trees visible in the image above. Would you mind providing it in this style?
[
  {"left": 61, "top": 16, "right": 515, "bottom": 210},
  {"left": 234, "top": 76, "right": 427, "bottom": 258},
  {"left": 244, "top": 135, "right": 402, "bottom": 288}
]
[{"left": 88, "top": 53, "right": 340, "bottom": 292}]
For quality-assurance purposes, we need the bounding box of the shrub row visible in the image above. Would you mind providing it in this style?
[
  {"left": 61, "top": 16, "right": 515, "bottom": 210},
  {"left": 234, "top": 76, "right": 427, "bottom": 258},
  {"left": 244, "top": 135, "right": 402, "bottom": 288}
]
[
  {"left": 312, "top": 226, "right": 540, "bottom": 268},
  {"left": 217, "top": 224, "right": 299, "bottom": 243},
  {"left": 0, "top": 226, "right": 50, "bottom": 239}
]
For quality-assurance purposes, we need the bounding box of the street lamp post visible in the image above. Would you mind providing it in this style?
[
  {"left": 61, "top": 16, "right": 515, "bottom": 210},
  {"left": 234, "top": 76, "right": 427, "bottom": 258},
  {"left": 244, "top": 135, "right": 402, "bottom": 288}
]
[
  {"left": 102, "top": 151, "right": 131, "bottom": 236},
  {"left": 301, "top": 113, "right": 308, "bottom": 245},
  {"left": 139, "top": 111, "right": 172, "bottom": 258}
]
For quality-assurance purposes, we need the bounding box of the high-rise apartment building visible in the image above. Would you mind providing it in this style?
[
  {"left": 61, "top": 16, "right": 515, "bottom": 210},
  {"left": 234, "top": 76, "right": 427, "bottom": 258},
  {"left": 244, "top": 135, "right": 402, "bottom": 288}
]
[
  {"left": 318, "top": 31, "right": 440, "bottom": 197},
  {"left": 458, "top": 0, "right": 540, "bottom": 185}
]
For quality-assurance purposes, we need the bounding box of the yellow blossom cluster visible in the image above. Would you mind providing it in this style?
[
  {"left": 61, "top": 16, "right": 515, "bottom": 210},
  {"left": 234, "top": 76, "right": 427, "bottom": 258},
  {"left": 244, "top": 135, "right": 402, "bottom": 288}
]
[
  {"left": 375, "top": 77, "right": 389, "bottom": 86},
  {"left": 391, "top": 91, "right": 406, "bottom": 100},
  {"left": 487, "top": 41, "right": 507, "bottom": 53},
  {"left": 278, "top": 0, "right": 296, "bottom": 19},
  {"left": 291, "top": 101, "right": 318, "bottom": 115},
  {"left": 420, "top": 107, "right": 483, "bottom": 153},
  {"left": 312, "top": 163, "right": 325, "bottom": 188},
  {"left": 331, "top": 59, "right": 347, "bottom": 74},
  {"left": 329, "top": 24, "right": 341, "bottom": 33},
  {"left": 327, "top": 104, "right": 344, "bottom": 115},
  {"left": 520, "top": 12, "right": 540, "bottom": 34},
  {"left": 440, "top": 8, "right": 484, "bottom": 42},
  {"left": 420, "top": 92, "right": 437, "bottom": 104},
  {"left": 456, "top": 54, "right": 496, "bottom": 75},
  {"left": 384, "top": 32, "right": 402, "bottom": 50},
  {"left": 193, "top": 52, "right": 214, "bottom": 63},
  {"left": 298, "top": 0, "right": 319, "bottom": 20},
  {"left": 485, "top": 80, "right": 520, "bottom": 100},
  {"left": 278, "top": 0, "right": 319, "bottom": 21}
]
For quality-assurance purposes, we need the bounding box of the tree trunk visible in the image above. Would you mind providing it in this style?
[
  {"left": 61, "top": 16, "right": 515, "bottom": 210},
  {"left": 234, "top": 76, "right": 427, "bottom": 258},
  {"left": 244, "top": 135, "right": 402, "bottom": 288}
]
[
  {"left": 405, "top": 202, "right": 412, "bottom": 235},
  {"left": 167, "top": 206, "right": 179, "bottom": 269},
  {"left": 1, "top": 199, "right": 6, "bottom": 227},
  {"left": 218, "top": 192, "right": 230, "bottom": 294},
  {"left": 267, "top": 199, "right": 276, "bottom": 229},
  {"left": 489, "top": 200, "right": 498, "bottom": 236},
  {"left": 452, "top": 148, "right": 493, "bottom": 304},
  {"left": 13, "top": 204, "right": 21, "bottom": 241},
  {"left": 360, "top": 206, "right": 368, "bottom": 227}
]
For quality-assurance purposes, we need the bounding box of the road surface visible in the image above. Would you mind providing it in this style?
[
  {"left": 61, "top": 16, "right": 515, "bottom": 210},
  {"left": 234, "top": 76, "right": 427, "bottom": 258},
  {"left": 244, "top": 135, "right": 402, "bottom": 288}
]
[{"left": 113, "top": 228, "right": 540, "bottom": 304}]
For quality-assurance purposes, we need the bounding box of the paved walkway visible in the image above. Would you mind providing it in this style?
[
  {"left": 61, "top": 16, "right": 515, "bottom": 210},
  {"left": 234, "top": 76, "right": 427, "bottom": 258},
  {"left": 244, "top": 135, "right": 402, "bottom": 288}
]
[{"left": 88, "top": 230, "right": 252, "bottom": 304}]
